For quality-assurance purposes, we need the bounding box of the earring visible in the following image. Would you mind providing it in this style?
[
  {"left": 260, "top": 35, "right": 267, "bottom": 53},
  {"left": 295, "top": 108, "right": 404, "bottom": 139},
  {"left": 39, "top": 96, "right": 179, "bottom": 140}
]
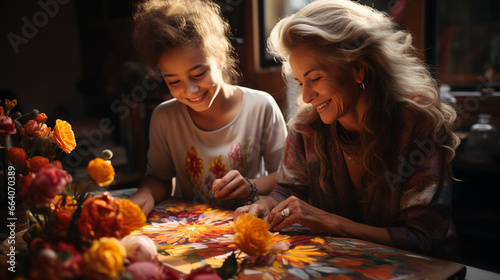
[{"left": 358, "top": 82, "right": 365, "bottom": 91}]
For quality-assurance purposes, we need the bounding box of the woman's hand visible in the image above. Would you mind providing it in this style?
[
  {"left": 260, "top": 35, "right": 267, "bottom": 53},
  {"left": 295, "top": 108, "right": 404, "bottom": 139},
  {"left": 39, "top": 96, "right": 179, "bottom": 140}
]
[
  {"left": 212, "top": 170, "right": 252, "bottom": 201},
  {"left": 267, "top": 196, "right": 335, "bottom": 232}
]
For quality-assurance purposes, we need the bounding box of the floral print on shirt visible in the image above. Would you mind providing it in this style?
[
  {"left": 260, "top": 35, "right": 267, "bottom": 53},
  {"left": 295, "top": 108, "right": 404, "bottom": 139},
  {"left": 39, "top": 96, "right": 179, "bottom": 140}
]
[{"left": 186, "top": 146, "right": 204, "bottom": 183}]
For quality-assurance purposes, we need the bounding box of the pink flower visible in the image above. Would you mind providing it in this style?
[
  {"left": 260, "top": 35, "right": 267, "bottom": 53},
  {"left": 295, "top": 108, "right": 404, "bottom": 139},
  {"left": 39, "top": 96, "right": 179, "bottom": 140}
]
[
  {"left": 228, "top": 143, "right": 244, "bottom": 171},
  {"left": 121, "top": 235, "right": 158, "bottom": 262},
  {"left": 26, "top": 165, "right": 72, "bottom": 208},
  {"left": 0, "top": 116, "right": 16, "bottom": 134},
  {"left": 21, "top": 119, "right": 41, "bottom": 136},
  {"left": 125, "top": 261, "right": 179, "bottom": 280}
]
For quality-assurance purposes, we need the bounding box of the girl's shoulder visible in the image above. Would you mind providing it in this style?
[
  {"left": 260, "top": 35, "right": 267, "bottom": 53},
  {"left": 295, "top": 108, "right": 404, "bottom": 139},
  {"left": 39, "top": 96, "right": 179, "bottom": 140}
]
[
  {"left": 238, "top": 86, "right": 280, "bottom": 107},
  {"left": 152, "top": 98, "right": 183, "bottom": 116}
]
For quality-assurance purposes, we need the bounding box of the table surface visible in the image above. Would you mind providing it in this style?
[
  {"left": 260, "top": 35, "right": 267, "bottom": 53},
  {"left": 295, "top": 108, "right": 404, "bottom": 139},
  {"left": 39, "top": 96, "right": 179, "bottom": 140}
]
[
  {"left": 2, "top": 189, "right": 498, "bottom": 279},
  {"left": 99, "top": 188, "right": 500, "bottom": 280}
]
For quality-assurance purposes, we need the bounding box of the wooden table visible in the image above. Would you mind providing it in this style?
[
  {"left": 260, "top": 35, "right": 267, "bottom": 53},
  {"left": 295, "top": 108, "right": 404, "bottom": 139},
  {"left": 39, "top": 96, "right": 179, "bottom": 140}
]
[{"left": 110, "top": 188, "right": 468, "bottom": 280}]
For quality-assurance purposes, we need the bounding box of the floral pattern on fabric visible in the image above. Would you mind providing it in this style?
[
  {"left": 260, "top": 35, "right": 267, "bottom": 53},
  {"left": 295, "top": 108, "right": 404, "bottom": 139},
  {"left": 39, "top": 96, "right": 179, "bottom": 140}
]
[
  {"left": 186, "top": 146, "right": 204, "bottom": 183},
  {"left": 208, "top": 156, "right": 227, "bottom": 179},
  {"left": 183, "top": 141, "right": 254, "bottom": 208}
]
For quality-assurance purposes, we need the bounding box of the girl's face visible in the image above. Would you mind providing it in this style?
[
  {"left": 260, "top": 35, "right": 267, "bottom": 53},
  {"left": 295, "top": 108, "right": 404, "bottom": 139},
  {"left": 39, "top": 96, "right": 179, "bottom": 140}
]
[
  {"left": 289, "top": 45, "right": 364, "bottom": 125},
  {"left": 158, "top": 46, "right": 224, "bottom": 112}
]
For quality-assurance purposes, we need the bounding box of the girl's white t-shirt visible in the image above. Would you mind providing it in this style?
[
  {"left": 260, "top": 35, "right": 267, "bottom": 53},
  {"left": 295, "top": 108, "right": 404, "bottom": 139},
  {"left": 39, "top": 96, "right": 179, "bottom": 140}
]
[{"left": 145, "top": 86, "right": 287, "bottom": 208}]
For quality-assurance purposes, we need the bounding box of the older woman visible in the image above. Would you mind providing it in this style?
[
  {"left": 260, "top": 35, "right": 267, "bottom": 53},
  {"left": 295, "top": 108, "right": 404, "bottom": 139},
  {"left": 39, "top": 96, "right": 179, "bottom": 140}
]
[{"left": 234, "top": 0, "right": 460, "bottom": 261}]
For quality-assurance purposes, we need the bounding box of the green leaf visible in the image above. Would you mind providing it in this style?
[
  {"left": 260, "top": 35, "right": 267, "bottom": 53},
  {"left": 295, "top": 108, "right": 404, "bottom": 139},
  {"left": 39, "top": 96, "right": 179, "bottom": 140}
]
[{"left": 216, "top": 251, "right": 239, "bottom": 280}]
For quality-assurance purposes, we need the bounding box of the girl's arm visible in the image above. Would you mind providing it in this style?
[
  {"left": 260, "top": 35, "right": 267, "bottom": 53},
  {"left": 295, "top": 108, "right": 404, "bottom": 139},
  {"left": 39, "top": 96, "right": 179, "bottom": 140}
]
[{"left": 129, "top": 175, "right": 172, "bottom": 216}]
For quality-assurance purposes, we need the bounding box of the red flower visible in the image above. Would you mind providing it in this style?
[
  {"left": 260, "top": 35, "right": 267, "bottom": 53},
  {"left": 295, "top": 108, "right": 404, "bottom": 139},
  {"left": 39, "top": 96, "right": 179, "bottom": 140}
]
[
  {"left": 21, "top": 119, "right": 41, "bottom": 136},
  {"left": 78, "top": 193, "right": 123, "bottom": 241},
  {"left": 28, "top": 156, "right": 50, "bottom": 173},
  {"left": 0, "top": 116, "right": 16, "bottom": 134},
  {"left": 21, "top": 173, "right": 36, "bottom": 196},
  {"left": 185, "top": 266, "right": 222, "bottom": 280},
  {"left": 53, "top": 209, "right": 73, "bottom": 230},
  {"left": 26, "top": 165, "right": 72, "bottom": 208},
  {"left": 51, "top": 160, "right": 63, "bottom": 170},
  {"left": 30, "top": 241, "right": 83, "bottom": 279},
  {"left": 7, "top": 146, "right": 27, "bottom": 164}
]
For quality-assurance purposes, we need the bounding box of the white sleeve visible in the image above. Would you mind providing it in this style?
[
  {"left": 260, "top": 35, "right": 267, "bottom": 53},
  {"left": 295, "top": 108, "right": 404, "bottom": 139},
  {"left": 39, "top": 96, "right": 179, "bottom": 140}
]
[
  {"left": 261, "top": 95, "right": 288, "bottom": 173},
  {"left": 144, "top": 106, "right": 175, "bottom": 182}
]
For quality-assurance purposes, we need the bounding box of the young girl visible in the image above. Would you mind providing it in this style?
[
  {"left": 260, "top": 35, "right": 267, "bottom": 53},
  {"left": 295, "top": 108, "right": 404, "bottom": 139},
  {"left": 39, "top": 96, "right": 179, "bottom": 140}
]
[{"left": 129, "top": 0, "right": 287, "bottom": 215}]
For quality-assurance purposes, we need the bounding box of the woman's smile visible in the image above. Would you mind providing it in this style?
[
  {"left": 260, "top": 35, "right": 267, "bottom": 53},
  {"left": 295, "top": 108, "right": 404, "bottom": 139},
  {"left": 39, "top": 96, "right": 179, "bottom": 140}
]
[{"left": 315, "top": 99, "right": 332, "bottom": 113}]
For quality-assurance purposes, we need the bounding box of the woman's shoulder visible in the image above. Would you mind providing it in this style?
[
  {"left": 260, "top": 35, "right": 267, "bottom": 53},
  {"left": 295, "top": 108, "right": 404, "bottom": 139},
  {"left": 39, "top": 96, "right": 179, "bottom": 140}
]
[{"left": 397, "top": 103, "right": 435, "bottom": 141}]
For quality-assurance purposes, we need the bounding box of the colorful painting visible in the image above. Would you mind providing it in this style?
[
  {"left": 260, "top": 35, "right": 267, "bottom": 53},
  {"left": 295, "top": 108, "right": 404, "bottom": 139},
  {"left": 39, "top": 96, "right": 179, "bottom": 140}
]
[{"left": 110, "top": 189, "right": 465, "bottom": 280}]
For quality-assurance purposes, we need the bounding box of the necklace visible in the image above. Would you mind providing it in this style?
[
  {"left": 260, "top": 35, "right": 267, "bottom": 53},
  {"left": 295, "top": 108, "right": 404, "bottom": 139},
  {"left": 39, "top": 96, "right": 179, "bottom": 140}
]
[{"left": 337, "top": 123, "right": 359, "bottom": 161}]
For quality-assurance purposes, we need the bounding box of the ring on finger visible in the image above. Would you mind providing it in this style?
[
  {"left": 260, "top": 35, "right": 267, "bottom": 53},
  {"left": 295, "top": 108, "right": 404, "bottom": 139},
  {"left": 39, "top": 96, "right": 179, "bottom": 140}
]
[{"left": 281, "top": 208, "right": 290, "bottom": 218}]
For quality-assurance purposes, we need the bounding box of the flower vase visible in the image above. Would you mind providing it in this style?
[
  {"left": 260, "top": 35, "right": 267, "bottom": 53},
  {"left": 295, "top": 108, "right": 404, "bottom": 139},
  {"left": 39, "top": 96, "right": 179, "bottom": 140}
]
[{"left": 15, "top": 202, "right": 31, "bottom": 232}]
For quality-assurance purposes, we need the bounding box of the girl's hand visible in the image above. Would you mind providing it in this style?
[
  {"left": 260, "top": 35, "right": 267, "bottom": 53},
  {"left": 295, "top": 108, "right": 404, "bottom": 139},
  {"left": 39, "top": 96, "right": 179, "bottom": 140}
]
[
  {"left": 233, "top": 203, "right": 272, "bottom": 221},
  {"left": 128, "top": 192, "right": 155, "bottom": 216},
  {"left": 212, "top": 170, "right": 252, "bottom": 201},
  {"left": 267, "top": 196, "right": 334, "bottom": 232}
]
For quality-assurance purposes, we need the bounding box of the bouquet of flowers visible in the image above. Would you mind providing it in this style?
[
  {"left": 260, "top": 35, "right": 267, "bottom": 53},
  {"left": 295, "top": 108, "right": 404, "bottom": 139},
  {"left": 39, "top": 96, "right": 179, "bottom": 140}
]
[
  {"left": 1, "top": 99, "right": 289, "bottom": 280},
  {"left": 1, "top": 98, "right": 76, "bottom": 208}
]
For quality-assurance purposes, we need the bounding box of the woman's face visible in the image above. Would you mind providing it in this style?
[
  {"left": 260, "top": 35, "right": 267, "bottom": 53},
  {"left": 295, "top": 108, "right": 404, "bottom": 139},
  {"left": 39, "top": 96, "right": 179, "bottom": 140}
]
[
  {"left": 157, "top": 46, "right": 223, "bottom": 112},
  {"left": 289, "top": 45, "right": 364, "bottom": 125}
]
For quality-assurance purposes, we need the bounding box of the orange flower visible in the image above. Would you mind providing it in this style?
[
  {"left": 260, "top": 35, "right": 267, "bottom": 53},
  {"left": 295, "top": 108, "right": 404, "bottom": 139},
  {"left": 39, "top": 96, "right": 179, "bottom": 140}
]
[
  {"left": 52, "top": 195, "right": 77, "bottom": 229},
  {"left": 117, "top": 198, "right": 146, "bottom": 236},
  {"left": 0, "top": 106, "right": 4, "bottom": 117},
  {"left": 87, "top": 158, "right": 115, "bottom": 186},
  {"left": 53, "top": 119, "right": 76, "bottom": 153},
  {"left": 78, "top": 192, "right": 123, "bottom": 241},
  {"left": 7, "top": 146, "right": 27, "bottom": 164},
  {"left": 83, "top": 237, "right": 126, "bottom": 280},
  {"left": 35, "top": 113, "right": 47, "bottom": 123},
  {"left": 27, "top": 156, "right": 50, "bottom": 172},
  {"left": 232, "top": 213, "right": 272, "bottom": 256}
]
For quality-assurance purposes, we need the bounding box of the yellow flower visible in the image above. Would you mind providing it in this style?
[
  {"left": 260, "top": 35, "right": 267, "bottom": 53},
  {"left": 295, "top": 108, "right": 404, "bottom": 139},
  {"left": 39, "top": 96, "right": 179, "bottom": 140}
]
[
  {"left": 53, "top": 119, "right": 76, "bottom": 153},
  {"left": 83, "top": 237, "right": 126, "bottom": 280},
  {"left": 117, "top": 198, "right": 146, "bottom": 236},
  {"left": 51, "top": 195, "right": 77, "bottom": 212},
  {"left": 5, "top": 98, "right": 17, "bottom": 110},
  {"left": 87, "top": 158, "right": 115, "bottom": 186},
  {"left": 232, "top": 213, "right": 272, "bottom": 256}
]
